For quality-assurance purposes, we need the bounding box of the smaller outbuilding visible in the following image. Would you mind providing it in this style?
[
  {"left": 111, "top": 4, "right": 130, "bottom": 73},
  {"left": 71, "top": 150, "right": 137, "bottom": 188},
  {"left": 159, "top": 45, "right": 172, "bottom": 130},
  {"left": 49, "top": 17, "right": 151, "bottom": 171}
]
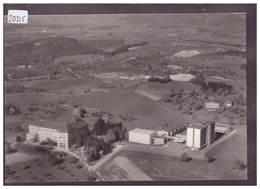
[
  {"left": 223, "top": 100, "right": 233, "bottom": 108},
  {"left": 215, "top": 122, "right": 229, "bottom": 133},
  {"left": 205, "top": 102, "right": 220, "bottom": 111}
]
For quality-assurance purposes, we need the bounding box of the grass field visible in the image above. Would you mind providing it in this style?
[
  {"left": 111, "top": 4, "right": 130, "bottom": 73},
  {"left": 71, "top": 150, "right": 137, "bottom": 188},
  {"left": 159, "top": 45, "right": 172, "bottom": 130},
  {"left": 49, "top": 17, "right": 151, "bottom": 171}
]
[
  {"left": 112, "top": 146, "right": 247, "bottom": 180},
  {"left": 135, "top": 81, "right": 199, "bottom": 93},
  {"left": 5, "top": 91, "right": 187, "bottom": 131},
  {"left": 114, "top": 156, "right": 152, "bottom": 180},
  {"left": 5, "top": 148, "right": 94, "bottom": 182},
  {"left": 31, "top": 78, "right": 105, "bottom": 93},
  {"left": 204, "top": 123, "right": 247, "bottom": 179}
]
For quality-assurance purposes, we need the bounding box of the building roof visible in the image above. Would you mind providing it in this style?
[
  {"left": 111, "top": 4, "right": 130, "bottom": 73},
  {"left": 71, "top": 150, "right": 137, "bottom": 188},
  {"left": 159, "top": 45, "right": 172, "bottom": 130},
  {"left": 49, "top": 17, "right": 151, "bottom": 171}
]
[
  {"left": 205, "top": 102, "right": 220, "bottom": 109},
  {"left": 151, "top": 135, "right": 166, "bottom": 139},
  {"left": 224, "top": 100, "right": 232, "bottom": 105},
  {"left": 66, "top": 120, "right": 88, "bottom": 133},
  {"left": 161, "top": 123, "right": 189, "bottom": 132},
  {"left": 30, "top": 120, "right": 67, "bottom": 132},
  {"left": 189, "top": 121, "right": 215, "bottom": 130},
  {"left": 130, "top": 128, "right": 156, "bottom": 135},
  {"left": 30, "top": 120, "right": 88, "bottom": 133},
  {"left": 189, "top": 124, "right": 206, "bottom": 130}
]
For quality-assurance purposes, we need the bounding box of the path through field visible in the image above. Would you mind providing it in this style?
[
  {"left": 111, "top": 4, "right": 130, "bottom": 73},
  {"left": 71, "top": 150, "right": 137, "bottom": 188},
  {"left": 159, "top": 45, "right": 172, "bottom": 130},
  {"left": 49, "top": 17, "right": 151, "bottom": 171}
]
[
  {"left": 114, "top": 156, "right": 153, "bottom": 181},
  {"left": 135, "top": 90, "right": 161, "bottom": 101}
]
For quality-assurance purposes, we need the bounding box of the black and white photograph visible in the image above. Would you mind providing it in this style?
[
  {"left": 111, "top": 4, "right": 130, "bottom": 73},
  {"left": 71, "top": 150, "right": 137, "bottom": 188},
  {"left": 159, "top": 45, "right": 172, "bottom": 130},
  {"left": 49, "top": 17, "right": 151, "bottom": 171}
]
[{"left": 3, "top": 3, "right": 256, "bottom": 185}]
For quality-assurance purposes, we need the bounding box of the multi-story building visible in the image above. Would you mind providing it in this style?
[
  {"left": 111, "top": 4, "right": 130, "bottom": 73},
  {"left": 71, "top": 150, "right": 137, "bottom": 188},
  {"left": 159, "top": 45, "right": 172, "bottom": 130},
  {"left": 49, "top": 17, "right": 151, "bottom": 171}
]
[
  {"left": 26, "top": 120, "right": 89, "bottom": 149},
  {"left": 186, "top": 121, "right": 216, "bottom": 150}
]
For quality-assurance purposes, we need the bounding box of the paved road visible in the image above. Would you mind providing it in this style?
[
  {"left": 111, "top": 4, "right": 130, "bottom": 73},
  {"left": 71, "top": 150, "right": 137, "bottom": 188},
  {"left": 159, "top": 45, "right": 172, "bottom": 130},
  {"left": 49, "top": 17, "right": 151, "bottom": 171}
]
[{"left": 91, "top": 145, "right": 126, "bottom": 171}]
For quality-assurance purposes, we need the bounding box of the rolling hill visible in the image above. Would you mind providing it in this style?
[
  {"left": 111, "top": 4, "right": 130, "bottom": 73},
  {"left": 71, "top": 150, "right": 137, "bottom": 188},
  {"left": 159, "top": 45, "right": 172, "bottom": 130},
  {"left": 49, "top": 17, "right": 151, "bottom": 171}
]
[
  {"left": 5, "top": 92, "right": 187, "bottom": 130},
  {"left": 4, "top": 37, "right": 107, "bottom": 66}
]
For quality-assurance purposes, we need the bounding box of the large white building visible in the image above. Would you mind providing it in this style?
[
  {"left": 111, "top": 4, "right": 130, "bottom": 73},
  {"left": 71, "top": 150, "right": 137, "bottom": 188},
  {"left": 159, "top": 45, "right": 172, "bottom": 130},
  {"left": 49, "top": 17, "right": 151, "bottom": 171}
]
[
  {"left": 129, "top": 128, "right": 156, "bottom": 145},
  {"left": 186, "top": 121, "right": 215, "bottom": 150},
  {"left": 26, "top": 120, "right": 89, "bottom": 149}
]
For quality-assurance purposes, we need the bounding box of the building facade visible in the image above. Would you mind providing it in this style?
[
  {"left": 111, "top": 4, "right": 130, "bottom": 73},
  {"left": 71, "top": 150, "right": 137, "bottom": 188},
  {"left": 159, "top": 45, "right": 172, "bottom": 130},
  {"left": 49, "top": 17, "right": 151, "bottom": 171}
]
[
  {"left": 26, "top": 120, "right": 88, "bottom": 149},
  {"left": 129, "top": 128, "right": 156, "bottom": 145},
  {"left": 157, "top": 123, "right": 189, "bottom": 137},
  {"left": 186, "top": 121, "right": 216, "bottom": 150},
  {"left": 215, "top": 123, "right": 229, "bottom": 133}
]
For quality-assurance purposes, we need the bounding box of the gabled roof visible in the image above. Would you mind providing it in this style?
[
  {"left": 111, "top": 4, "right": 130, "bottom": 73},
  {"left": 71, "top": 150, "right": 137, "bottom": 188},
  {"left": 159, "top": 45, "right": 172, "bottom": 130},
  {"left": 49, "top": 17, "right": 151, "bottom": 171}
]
[{"left": 66, "top": 120, "right": 88, "bottom": 133}]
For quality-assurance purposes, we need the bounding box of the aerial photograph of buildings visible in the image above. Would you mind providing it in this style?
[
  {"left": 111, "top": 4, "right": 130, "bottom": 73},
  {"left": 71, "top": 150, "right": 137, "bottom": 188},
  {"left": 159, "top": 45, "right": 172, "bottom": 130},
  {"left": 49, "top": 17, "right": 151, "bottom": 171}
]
[{"left": 3, "top": 4, "right": 256, "bottom": 185}]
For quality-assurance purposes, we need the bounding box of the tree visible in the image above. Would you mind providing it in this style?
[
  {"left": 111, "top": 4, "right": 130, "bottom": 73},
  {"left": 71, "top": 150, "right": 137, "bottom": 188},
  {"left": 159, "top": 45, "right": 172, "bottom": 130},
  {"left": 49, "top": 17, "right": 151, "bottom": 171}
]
[
  {"left": 232, "top": 156, "right": 246, "bottom": 171},
  {"left": 5, "top": 145, "right": 13, "bottom": 154},
  {"left": 181, "top": 152, "right": 189, "bottom": 162},
  {"left": 16, "top": 135, "right": 22, "bottom": 143},
  {"left": 176, "top": 104, "right": 182, "bottom": 110},
  {"left": 49, "top": 154, "right": 58, "bottom": 167},
  {"left": 106, "top": 128, "right": 116, "bottom": 142},
  {"left": 206, "top": 154, "right": 214, "bottom": 163}
]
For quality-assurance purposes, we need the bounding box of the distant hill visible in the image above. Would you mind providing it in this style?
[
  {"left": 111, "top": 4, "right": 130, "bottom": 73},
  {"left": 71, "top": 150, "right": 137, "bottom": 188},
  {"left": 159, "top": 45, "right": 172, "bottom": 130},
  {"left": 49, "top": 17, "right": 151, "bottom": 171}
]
[{"left": 4, "top": 37, "right": 107, "bottom": 66}]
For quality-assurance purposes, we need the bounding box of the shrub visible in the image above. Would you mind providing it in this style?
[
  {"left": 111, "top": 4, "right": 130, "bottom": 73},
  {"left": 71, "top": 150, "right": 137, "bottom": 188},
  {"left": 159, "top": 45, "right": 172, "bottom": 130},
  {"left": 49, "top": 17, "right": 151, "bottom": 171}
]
[
  {"left": 57, "top": 165, "right": 65, "bottom": 170},
  {"left": 181, "top": 152, "right": 189, "bottom": 162},
  {"left": 5, "top": 146, "right": 13, "bottom": 154},
  {"left": 23, "top": 165, "right": 31, "bottom": 169},
  {"left": 49, "top": 154, "right": 58, "bottom": 167},
  {"left": 206, "top": 155, "right": 215, "bottom": 163},
  {"left": 69, "top": 157, "right": 79, "bottom": 164},
  {"left": 76, "top": 164, "right": 83, "bottom": 169},
  {"left": 232, "top": 157, "right": 247, "bottom": 171},
  {"left": 16, "top": 135, "right": 22, "bottom": 143}
]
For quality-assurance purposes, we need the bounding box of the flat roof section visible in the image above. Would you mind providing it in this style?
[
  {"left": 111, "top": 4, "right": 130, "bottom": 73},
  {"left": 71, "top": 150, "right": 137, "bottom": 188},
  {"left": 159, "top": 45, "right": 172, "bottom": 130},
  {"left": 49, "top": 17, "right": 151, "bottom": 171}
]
[
  {"left": 129, "top": 128, "right": 156, "bottom": 135},
  {"left": 188, "top": 124, "right": 206, "bottom": 130}
]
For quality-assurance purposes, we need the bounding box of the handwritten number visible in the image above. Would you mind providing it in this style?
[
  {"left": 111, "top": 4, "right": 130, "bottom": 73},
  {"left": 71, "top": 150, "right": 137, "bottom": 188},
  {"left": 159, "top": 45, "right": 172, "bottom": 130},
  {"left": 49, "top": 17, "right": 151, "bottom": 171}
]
[
  {"left": 8, "top": 15, "right": 12, "bottom": 22},
  {"left": 8, "top": 13, "right": 27, "bottom": 23}
]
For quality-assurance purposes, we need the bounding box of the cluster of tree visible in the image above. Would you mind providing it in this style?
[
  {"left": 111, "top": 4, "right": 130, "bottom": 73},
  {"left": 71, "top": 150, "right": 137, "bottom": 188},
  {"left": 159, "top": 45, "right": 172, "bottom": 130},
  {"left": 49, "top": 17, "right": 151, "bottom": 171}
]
[
  {"left": 4, "top": 37, "right": 107, "bottom": 66},
  {"left": 190, "top": 73, "right": 205, "bottom": 86},
  {"left": 232, "top": 156, "right": 247, "bottom": 171},
  {"left": 5, "top": 84, "right": 25, "bottom": 94},
  {"left": 125, "top": 41, "right": 148, "bottom": 48},
  {"left": 5, "top": 103, "right": 21, "bottom": 115},
  {"left": 92, "top": 117, "right": 124, "bottom": 137},
  {"left": 5, "top": 145, "right": 13, "bottom": 154},
  {"left": 48, "top": 153, "right": 64, "bottom": 167},
  {"left": 83, "top": 135, "right": 110, "bottom": 163},
  {"left": 110, "top": 41, "right": 148, "bottom": 56},
  {"left": 16, "top": 135, "right": 23, "bottom": 143},
  {"left": 28, "top": 106, "right": 39, "bottom": 112},
  {"left": 164, "top": 89, "right": 206, "bottom": 115},
  {"left": 201, "top": 81, "right": 236, "bottom": 96},
  {"left": 148, "top": 76, "right": 171, "bottom": 84}
]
